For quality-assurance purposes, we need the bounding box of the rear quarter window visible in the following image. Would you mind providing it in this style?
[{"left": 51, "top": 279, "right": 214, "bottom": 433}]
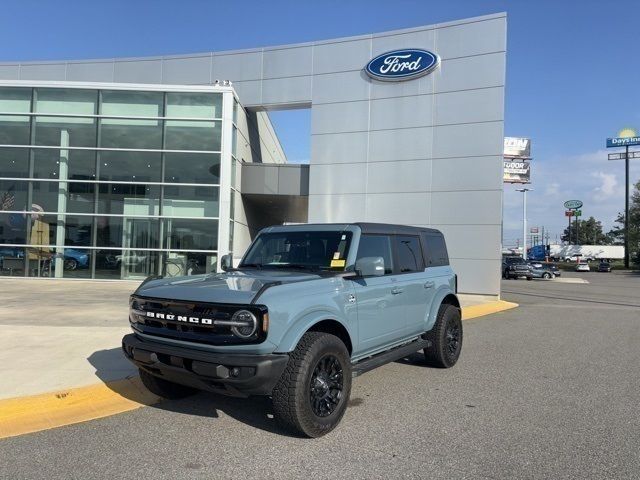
[
  {"left": 395, "top": 235, "right": 424, "bottom": 273},
  {"left": 423, "top": 233, "right": 449, "bottom": 267}
]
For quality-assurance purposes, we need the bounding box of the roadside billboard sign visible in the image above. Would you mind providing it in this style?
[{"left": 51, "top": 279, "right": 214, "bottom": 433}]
[
  {"left": 503, "top": 159, "right": 530, "bottom": 184},
  {"left": 504, "top": 137, "right": 531, "bottom": 158}
]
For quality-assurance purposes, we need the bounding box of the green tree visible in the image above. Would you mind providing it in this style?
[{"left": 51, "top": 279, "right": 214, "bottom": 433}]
[
  {"left": 562, "top": 216, "right": 610, "bottom": 245},
  {"left": 607, "top": 179, "right": 640, "bottom": 265}
]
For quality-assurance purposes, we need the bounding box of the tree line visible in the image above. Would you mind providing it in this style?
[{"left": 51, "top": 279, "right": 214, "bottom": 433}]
[{"left": 561, "top": 179, "right": 640, "bottom": 264}]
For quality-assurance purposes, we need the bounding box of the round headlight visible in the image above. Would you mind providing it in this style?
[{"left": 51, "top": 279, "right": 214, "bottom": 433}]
[{"left": 230, "top": 310, "right": 258, "bottom": 338}]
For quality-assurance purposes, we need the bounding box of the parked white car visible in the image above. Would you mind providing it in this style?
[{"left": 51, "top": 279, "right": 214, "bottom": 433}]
[{"left": 575, "top": 263, "right": 590, "bottom": 272}]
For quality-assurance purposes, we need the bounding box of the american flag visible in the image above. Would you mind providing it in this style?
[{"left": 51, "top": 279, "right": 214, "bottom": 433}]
[{"left": 1, "top": 188, "right": 15, "bottom": 211}]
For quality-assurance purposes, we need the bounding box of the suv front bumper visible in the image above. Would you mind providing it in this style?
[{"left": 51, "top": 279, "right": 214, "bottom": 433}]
[{"left": 122, "top": 334, "right": 289, "bottom": 397}]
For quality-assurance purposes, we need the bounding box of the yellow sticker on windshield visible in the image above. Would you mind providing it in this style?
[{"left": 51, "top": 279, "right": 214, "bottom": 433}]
[{"left": 330, "top": 259, "right": 346, "bottom": 268}]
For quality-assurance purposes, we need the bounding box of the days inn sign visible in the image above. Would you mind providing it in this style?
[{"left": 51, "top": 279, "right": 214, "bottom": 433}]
[
  {"left": 606, "top": 136, "right": 640, "bottom": 147},
  {"left": 365, "top": 49, "right": 440, "bottom": 82}
]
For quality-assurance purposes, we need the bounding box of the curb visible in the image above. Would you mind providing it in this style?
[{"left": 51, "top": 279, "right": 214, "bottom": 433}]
[
  {"left": 0, "top": 376, "right": 160, "bottom": 440},
  {"left": 0, "top": 300, "right": 518, "bottom": 440},
  {"left": 462, "top": 300, "right": 519, "bottom": 320}
]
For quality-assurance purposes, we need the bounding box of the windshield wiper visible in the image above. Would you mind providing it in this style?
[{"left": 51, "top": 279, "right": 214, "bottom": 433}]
[
  {"left": 273, "top": 264, "right": 320, "bottom": 272},
  {"left": 238, "top": 263, "right": 262, "bottom": 270}
]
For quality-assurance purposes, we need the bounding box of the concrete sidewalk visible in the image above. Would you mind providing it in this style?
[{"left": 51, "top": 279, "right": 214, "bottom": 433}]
[
  {"left": 0, "top": 278, "right": 141, "bottom": 401},
  {"left": 0, "top": 278, "right": 512, "bottom": 401}
]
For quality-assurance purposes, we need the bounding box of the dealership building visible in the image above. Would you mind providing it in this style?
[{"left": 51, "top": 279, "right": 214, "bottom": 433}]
[{"left": 0, "top": 13, "right": 506, "bottom": 296}]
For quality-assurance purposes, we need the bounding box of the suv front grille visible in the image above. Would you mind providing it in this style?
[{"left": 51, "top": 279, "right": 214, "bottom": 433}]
[{"left": 129, "top": 296, "right": 267, "bottom": 346}]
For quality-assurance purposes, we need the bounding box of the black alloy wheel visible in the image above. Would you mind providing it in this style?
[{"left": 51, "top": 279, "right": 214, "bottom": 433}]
[
  {"left": 424, "top": 303, "right": 463, "bottom": 368},
  {"left": 272, "top": 332, "right": 352, "bottom": 437},
  {"left": 309, "top": 354, "right": 344, "bottom": 417},
  {"left": 445, "top": 322, "right": 461, "bottom": 358}
]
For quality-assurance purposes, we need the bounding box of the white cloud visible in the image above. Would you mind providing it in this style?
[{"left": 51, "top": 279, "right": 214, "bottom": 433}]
[
  {"left": 545, "top": 182, "right": 560, "bottom": 196},
  {"left": 592, "top": 172, "right": 618, "bottom": 200}
]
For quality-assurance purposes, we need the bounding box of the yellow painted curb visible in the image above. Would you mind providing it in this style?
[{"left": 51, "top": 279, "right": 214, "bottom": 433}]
[
  {"left": 0, "top": 376, "right": 160, "bottom": 440},
  {"left": 462, "top": 300, "right": 518, "bottom": 320}
]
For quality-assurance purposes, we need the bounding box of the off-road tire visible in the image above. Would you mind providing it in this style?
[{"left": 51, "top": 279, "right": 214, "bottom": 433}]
[
  {"left": 139, "top": 368, "right": 197, "bottom": 399},
  {"left": 424, "top": 303, "right": 463, "bottom": 368},
  {"left": 272, "top": 332, "right": 352, "bottom": 438}
]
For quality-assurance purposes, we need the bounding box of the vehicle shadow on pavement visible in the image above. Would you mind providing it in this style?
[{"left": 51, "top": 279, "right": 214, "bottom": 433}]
[
  {"left": 394, "top": 351, "right": 428, "bottom": 366},
  {"left": 87, "top": 348, "right": 296, "bottom": 437}
]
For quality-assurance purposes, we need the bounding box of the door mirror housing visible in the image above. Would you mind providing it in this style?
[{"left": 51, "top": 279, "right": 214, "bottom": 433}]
[
  {"left": 220, "top": 253, "right": 233, "bottom": 272},
  {"left": 355, "top": 256, "right": 385, "bottom": 277}
]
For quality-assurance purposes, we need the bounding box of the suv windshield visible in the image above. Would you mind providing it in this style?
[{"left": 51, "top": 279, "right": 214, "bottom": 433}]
[
  {"left": 240, "top": 230, "right": 352, "bottom": 271},
  {"left": 504, "top": 257, "right": 526, "bottom": 264}
]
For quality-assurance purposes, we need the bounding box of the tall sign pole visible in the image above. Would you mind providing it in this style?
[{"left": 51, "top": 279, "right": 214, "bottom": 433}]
[
  {"left": 504, "top": 137, "right": 533, "bottom": 258},
  {"left": 524, "top": 190, "right": 527, "bottom": 259},
  {"left": 606, "top": 129, "right": 639, "bottom": 269},
  {"left": 564, "top": 200, "right": 583, "bottom": 247},
  {"left": 517, "top": 188, "right": 531, "bottom": 259},
  {"left": 625, "top": 144, "right": 630, "bottom": 268}
]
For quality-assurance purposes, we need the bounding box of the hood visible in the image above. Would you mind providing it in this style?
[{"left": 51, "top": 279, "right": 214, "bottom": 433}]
[{"left": 134, "top": 269, "right": 322, "bottom": 304}]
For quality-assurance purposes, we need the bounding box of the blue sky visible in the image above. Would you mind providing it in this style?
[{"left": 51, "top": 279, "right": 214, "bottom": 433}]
[{"left": 2, "top": 0, "right": 639, "bottom": 244}]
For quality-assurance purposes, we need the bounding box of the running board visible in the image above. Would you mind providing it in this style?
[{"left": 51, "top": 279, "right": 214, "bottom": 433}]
[{"left": 351, "top": 337, "right": 431, "bottom": 378}]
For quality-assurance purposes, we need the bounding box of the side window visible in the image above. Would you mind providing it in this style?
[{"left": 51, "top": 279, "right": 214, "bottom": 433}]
[
  {"left": 423, "top": 233, "right": 449, "bottom": 267},
  {"left": 356, "top": 234, "right": 394, "bottom": 274},
  {"left": 395, "top": 235, "right": 424, "bottom": 273}
]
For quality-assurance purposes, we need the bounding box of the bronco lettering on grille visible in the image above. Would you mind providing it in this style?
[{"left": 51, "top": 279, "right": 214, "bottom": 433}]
[{"left": 146, "top": 311, "right": 213, "bottom": 325}]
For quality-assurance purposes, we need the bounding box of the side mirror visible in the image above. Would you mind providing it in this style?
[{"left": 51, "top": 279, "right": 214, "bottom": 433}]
[
  {"left": 355, "top": 256, "right": 385, "bottom": 277},
  {"left": 220, "top": 253, "right": 233, "bottom": 272}
]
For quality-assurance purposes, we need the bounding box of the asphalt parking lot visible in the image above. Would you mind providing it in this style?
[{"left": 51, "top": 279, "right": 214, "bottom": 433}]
[{"left": 1, "top": 271, "right": 639, "bottom": 479}]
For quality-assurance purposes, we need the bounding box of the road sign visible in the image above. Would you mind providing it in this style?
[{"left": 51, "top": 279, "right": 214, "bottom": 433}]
[
  {"left": 564, "top": 200, "right": 583, "bottom": 209},
  {"left": 565, "top": 210, "right": 574, "bottom": 217},
  {"left": 574, "top": 210, "right": 582, "bottom": 216},
  {"left": 608, "top": 151, "right": 640, "bottom": 160},
  {"left": 607, "top": 136, "right": 640, "bottom": 148}
]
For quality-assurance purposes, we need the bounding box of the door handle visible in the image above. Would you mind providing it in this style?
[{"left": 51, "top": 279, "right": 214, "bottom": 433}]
[
  {"left": 391, "top": 287, "right": 403, "bottom": 295},
  {"left": 424, "top": 281, "right": 435, "bottom": 289}
]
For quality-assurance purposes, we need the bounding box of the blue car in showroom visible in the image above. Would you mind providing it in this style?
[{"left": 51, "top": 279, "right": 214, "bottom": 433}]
[{"left": 0, "top": 246, "right": 90, "bottom": 273}]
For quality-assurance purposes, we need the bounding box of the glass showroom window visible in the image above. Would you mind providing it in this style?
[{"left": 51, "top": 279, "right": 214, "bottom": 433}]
[
  {"left": 0, "top": 87, "right": 31, "bottom": 147},
  {"left": 0, "top": 85, "right": 227, "bottom": 280}
]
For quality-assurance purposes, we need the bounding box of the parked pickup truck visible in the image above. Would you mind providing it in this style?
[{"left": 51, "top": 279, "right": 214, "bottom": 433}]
[
  {"left": 502, "top": 256, "right": 533, "bottom": 280},
  {"left": 122, "top": 223, "right": 461, "bottom": 437}
]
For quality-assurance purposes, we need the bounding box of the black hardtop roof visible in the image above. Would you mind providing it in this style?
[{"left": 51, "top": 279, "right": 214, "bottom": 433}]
[
  {"left": 264, "top": 223, "right": 442, "bottom": 236},
  {"left": 354, "top": 223, "right": 441, "bottom": 236}
]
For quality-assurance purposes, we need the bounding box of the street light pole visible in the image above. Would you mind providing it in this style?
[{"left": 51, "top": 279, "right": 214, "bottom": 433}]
[{"left": 516, "top": 188, "right": 532, "bottom": 260}]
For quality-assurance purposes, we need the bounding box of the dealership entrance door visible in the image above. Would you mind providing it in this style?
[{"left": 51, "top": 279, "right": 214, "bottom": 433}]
[{"left": 121, "top": 218, "right": 159, "bottom": 280}]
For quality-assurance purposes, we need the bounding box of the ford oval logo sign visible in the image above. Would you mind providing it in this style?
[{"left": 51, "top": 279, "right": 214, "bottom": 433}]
[
  {"left": 365, "top": 49, "right": 440, "bottom": 82},
  {"left": 564, "top": 200, "right": 583, "bottom": 209}
]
